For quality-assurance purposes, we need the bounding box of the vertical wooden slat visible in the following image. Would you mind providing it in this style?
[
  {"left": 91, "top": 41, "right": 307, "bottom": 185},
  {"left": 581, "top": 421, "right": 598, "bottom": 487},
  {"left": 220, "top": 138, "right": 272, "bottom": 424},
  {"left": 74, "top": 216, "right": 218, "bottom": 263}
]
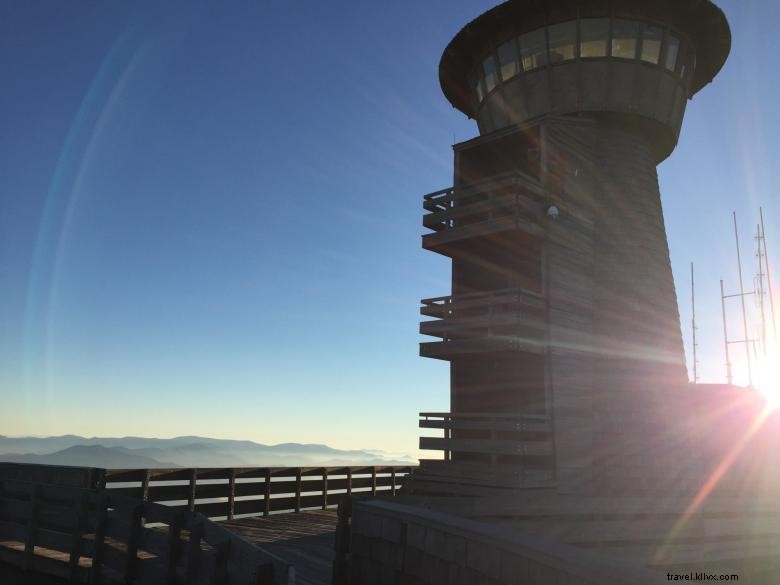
[
  {"left": 97, "top": 469, "right": 108, "bottom": 491},
  {"left": 166, "top": 512, "right": 184, "bottom": 585},
  {"left": 184, "top": 520, "right": 204, "bottom": 584},
  {"left": 322, "top": 468, "right": 328, "bottom": 510},
  {"left": 227, "top": 468, "right": 236, "bottom": 521},
  {"left": 444, "top": 415, "right": 451, "bottom": 461},
  {"left": 294, "top": 468, "right": 302, "bottom": 513},
  {"left": 125, "top": 503, "right": 144, "bottom": 583},
  {"left": 92, "top": 492, "right": 110, "bottom": 585},
  {"left": 68, "top": 492, "right": 90, "bottom": 582},
  {"left": 331, "top": 496, "right": 353, "bottom": 585},
  {"left": 140, "top": 469, "right": 152, "bottom": 530},
  {"left": 391, "top": 469, "right": 397, "bottom": 496},
  {"left": 346, "top": 468, "right": 352, "bottom": 496},
  {"left": 263, "top": 469, "right": 271, "bottom": 518},
  {"left": 371, "top": 467, "right": 377, "bottom": 496},
  {"left": 141, "top": 469, "right": 152, "bottom": 502},
  {"left": 188, "top": 469, "right": 198, "bottom": 512},
  {"left": 23, "top": 484, "right": 41, "bottom": 572}
]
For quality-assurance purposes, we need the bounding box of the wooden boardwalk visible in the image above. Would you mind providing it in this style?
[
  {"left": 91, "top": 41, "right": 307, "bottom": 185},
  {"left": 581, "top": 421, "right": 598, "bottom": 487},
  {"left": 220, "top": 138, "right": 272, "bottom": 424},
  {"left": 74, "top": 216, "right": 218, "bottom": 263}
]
[{"left": 221, "top": 510, "right": 339, "bottom": 585}]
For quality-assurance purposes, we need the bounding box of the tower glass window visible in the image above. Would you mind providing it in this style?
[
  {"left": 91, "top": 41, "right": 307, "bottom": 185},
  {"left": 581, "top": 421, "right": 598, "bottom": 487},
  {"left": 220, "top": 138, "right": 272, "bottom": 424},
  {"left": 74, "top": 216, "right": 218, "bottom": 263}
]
[
  {"left": 580, "top": 18, "right": 609, "bottom": 58},
  {"left": 473, "top": 75, "right": 485, "bottom": 102},
  {"left": 548, "top": 21, "right": 576, "bottom": 62},
  {"left": 498, "top": 39, "right": 520, "bottom": 81},
  {"left": 611, "top": 19, "right": 638, "bottom": 59},
  {"left": 468, "top": 18, "right": 692, "bottom": 107},
  {"left": 640, "top": 24, "right": 663, "bottom": 64},
  {"left": 519, "top": 28, "right": 548, "bottom": 71},
  {"left": 665, "top": 34, "right": 680, "bottom": 72},
  {"left": 677, "top": 41, "right": 689, "bottom": 78},
  {"left": 483, "top": 55, "right": 499, "bottom": 93}
]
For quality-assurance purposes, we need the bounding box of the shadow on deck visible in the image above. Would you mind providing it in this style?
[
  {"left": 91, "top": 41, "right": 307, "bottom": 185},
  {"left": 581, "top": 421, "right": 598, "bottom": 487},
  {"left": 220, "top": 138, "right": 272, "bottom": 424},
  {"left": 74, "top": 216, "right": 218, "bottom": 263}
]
[{"left": 221, "top": 510, "right": 338, "bottom": 585}]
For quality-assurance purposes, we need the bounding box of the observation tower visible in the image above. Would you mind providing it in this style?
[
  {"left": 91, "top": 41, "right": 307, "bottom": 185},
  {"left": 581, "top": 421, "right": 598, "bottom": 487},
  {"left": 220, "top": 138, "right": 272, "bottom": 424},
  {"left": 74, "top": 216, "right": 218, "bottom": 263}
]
[{"left": 414, "top": 0, "right": 730, "bottom": 496}]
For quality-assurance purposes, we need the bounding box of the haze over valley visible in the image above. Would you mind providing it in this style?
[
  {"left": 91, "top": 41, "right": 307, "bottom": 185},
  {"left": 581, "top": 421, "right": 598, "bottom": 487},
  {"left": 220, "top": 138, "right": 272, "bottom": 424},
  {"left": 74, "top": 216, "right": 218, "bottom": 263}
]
[{"left": 0, "top": 435, "right": 415, "bottom": 469}]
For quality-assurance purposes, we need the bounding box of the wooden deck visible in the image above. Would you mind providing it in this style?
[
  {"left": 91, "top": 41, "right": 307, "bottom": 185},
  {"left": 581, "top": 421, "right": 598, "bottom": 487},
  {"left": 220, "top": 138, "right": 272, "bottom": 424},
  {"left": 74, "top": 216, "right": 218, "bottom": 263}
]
[{"left": 221, "top": 510, "right": 338, "bottom": 585}]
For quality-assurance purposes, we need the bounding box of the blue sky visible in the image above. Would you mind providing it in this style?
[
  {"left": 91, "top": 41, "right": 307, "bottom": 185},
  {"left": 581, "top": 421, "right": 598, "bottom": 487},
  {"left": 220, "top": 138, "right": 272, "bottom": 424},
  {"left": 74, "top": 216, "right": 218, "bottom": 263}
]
[{"left": 0, "top": 1, "right": 777, "bottom": 455}]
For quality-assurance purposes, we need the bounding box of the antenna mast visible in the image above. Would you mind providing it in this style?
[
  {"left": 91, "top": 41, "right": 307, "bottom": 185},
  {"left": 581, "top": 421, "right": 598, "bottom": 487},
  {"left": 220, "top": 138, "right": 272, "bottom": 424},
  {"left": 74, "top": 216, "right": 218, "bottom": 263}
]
[
  {"left": 733, "top": 212, "right": 753, "bottom": 386},
  {"left": 691, "top": 262, "right": 699, "bottom": 383},
  {"left": 756, "top": 224, "right": 768, "bottom": 356},
  {"left": 721, "top": 279, "right": 733, "bottom": 385},
  {"left": 760, "top": 207, "right": 777, "bottom": 341}
]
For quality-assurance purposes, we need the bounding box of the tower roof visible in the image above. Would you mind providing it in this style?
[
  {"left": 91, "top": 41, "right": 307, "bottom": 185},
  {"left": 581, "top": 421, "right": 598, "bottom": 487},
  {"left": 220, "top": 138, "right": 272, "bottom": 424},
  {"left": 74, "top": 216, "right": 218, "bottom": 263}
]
[{"left": 440, "top": 0, "right": 731, "bottom": 117}]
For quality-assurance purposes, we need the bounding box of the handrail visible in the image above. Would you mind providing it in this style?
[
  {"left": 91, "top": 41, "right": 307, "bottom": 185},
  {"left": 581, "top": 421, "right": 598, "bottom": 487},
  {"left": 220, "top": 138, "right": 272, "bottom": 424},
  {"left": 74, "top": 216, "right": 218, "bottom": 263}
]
[
  {"left": 98, "top": 465, "right": 414, "bottom": 520},
  {"left": 0, "top": 464, "right": 416, "bottom": 522},
  {"left": 418, "top": 411, "right": 554, "bottom": 470},
  {"left": 421, "top": 172, "right": 547, "bottom": 247},
  {"left": 422, "top": 186, "right": 455, "bottom": 201},
  {"left": 420, "top": 287, "right": 547, "bottom": 343},
  {"left": 419, "top": 412, "right": 550, "bottom": 421},
  {"left": 421, "top": 286, "right": 545, "bottom": 307},
  {"left": 421, "top": 170, "right": 543, "bottom": 202}
]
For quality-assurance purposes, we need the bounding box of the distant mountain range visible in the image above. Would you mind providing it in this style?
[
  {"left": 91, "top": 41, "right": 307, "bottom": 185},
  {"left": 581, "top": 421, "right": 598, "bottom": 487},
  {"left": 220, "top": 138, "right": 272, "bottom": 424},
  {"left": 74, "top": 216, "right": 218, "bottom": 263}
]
[{"left": 0, "top": 435, "right": 415, "bottom": 469}]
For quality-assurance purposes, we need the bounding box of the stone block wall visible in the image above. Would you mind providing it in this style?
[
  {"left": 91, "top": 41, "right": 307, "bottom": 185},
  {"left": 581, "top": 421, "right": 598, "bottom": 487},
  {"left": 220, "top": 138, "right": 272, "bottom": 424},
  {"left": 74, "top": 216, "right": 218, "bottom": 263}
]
[{"left": 347, "top": 499, "right": 658, "bottom": 585}]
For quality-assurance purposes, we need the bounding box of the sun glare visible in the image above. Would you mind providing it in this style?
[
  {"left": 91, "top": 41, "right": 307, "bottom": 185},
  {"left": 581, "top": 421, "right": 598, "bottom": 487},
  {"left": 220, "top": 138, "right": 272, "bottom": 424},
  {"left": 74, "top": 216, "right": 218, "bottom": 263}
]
[{"left": 753, "top": 347, "right": 780, "bottom": 411}]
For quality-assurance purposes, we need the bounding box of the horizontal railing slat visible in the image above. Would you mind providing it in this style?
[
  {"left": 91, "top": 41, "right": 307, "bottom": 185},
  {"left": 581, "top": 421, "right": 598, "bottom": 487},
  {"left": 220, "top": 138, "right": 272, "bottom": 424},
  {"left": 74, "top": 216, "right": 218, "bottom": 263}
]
[
  {"left": 33, "top": 527, "right": 74, "bottom": 557},
  {"left": 99, "top": 466, "right": 413, "bottom": 523},
  {"left": 0, "top": 499, "right": 32, "bottom": 523},
  {"left": 194, "top": 501, "right": 229, "bottom": 518},
  {"left": 104, "top": 516, "right": 131, "bottom": 543},
  {"left": 100, "top": 542, "right": 127, "bottom": 575},
  {"left": 420, "top": 418, "right": 552, "bottom": 433},
  {"left": 0, "top": 519, "right": 26, "bottom": 541},
  {"left": 147, "top": 483, "right": 201, "bottom": 502},
  {"left": 104, "top": 486, "right": 143, "bottom": 498},
  {"left": 420, "top": 436, "right": 553, "bottom": 457},
  {"left": 135, "top": 556, "right": 169, "bottom": 585},
  {"left": 138, "top": 525, "right": 170, "bottom": 558}
]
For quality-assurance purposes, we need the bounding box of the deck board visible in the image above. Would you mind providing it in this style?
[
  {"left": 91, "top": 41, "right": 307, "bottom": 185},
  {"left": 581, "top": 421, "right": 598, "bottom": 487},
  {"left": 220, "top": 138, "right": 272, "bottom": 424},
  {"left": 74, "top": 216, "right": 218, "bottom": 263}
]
[{"left": 221, "top": 510, "right": 338, "bottom": 585}]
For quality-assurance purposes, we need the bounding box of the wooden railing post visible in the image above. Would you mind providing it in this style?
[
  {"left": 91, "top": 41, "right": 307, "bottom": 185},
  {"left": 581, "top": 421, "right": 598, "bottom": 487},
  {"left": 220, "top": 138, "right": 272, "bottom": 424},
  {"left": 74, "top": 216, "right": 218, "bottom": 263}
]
[
  {"left": 371, "top": 467, "right": 377, "bottom": 496},
  {"left": 294, "top": 468, "right": 302, "bottom": 513},
  {"left": 188, "top": 469, "right": 197, "bottom": 512},
  {"left": 185, "top": 519, "right": 204, "bottom": 584},
  {"left": 141, "top": 469, "right": 151, "bottom": 501},
  {"left": 445, "top": 415, "right": 451, "bottom": 461},
  {"left": 322, "top": 468, "right": 328, "bottom": 510},
  {"left": 346, "top": 468, "right": 352, "bottom": 496},
  {"left": 391, "top": 468, "right": 397, "bottom": 496},
  {"left": 91, "top": 491, "right": 110, "bottom": 585},
  {"left": 140, "top": 468, "right": 152, "bottom": 529},
  {"left": 68, "top": 491, "right": 90, "bottom": 582},
  {"left": 331, "top": 496, "right": 353, "bottom": 585},
  {"left": 165, "top": 512, "right": 184, "bottom": 585},
  {"left": 227, "top": 468, "right": 236, "bottom": 521},
  {"left": 97, "top": 469, "right": 107, "bottom": 491},
  {"left": 23, "top": 484, "right": 41, "bottom": 572},
  {"left": 263, "top": 469, "right": 271, "bottom": 517},
  {"left": 125, "top": 503, "right": 144, "bottom": 583}
]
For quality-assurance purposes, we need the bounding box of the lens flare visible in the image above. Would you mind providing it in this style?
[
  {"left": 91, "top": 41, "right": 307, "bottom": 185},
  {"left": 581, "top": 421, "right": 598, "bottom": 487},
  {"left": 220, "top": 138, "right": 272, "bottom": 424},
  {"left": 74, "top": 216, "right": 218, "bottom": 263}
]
[{"left": 753, "top": 343, "right": 780, "bottom": 411}]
